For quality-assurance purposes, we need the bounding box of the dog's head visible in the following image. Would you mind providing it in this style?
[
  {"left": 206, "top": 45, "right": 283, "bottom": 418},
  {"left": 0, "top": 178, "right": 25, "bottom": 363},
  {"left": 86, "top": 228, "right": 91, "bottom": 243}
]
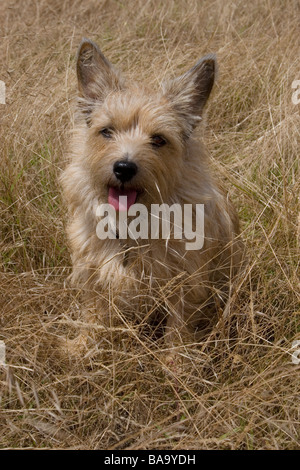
[{"left": 76, "top": 39, "right": 216, "bottom": 209}]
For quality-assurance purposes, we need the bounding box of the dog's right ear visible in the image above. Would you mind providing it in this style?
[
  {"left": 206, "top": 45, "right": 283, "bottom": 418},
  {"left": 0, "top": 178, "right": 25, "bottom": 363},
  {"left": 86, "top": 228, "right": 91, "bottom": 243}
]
[
  {"left": 76, "top": 39, "right": 124, "bottom": 101},
  {"left": 162, "top": 54, "right": 217, "bottom": 138}
]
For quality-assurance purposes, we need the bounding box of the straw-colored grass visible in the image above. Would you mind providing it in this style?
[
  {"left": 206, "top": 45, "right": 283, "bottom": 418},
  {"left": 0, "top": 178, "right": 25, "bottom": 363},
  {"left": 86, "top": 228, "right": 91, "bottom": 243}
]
[{"left": 0, "top": 0, "right": 299, "bottom": 449}]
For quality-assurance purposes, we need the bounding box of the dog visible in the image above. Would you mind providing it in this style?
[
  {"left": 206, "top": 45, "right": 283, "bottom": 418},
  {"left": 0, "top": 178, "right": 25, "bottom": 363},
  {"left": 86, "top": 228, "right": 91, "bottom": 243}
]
[{"left": 61, "top": 39, "right": 242, "bottom": 346}]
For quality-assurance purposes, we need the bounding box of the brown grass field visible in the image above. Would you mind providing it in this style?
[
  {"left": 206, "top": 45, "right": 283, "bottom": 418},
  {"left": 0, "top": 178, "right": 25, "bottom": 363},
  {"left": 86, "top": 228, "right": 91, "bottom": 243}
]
[{"left": 0, "top": 0, "right": 299, "bottom": 450}]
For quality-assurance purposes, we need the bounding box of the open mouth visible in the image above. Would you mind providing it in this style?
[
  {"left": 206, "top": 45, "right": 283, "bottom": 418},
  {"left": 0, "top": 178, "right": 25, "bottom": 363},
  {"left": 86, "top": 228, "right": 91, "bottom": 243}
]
[{"left": 108, "top": 186, "right": 139, "bottom": 211}]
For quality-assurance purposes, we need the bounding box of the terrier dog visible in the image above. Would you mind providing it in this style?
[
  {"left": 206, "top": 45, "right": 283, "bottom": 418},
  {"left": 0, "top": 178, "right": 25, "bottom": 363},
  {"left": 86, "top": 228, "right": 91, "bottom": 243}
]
[{"left": 61, "top": 39, "right": 242, "bottom": 345}]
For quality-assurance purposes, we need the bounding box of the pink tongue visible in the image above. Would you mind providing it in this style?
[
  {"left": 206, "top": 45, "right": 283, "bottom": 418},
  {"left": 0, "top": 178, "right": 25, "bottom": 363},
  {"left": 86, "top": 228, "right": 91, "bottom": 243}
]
[{"left": 108, "top": 187, "right": 138, "bottom": 211}]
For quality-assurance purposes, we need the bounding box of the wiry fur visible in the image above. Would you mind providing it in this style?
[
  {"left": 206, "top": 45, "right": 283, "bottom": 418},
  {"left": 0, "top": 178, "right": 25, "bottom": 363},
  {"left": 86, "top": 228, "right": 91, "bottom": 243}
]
[{"left": 61, "top": 39, "right": 242, "bottom": 342}]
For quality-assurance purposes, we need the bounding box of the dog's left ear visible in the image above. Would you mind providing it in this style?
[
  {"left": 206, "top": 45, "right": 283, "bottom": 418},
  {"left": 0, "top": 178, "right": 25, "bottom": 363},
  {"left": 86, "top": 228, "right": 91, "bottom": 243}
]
[
  {"left": 76, "top": 38, "right": 124, "bottom": 101},
  {"left": 163, "top": 54, "right": 217, "bottom": 136}
]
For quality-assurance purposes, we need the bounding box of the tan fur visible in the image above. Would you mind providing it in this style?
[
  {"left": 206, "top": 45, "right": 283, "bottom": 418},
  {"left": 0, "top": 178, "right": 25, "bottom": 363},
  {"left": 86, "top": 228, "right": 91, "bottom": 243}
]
[{"left": 61, "top": 39, "right": 242, "bottom": 343}]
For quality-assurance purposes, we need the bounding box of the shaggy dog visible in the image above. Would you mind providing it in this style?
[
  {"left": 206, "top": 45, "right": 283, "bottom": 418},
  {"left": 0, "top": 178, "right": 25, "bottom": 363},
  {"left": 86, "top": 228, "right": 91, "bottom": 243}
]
[{"left": 61, "top": 39, "right": 242, "bottom": 345}]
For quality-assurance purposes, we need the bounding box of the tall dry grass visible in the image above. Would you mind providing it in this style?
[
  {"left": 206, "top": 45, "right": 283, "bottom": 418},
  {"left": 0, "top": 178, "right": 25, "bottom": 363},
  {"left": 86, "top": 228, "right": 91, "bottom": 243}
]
[{"left": 0, "top": 0, "right": 299, "bottom": 449}]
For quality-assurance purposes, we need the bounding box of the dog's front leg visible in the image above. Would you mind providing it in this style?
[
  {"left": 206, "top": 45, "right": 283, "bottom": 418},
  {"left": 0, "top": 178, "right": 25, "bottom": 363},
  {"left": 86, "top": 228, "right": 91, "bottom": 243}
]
[{"left": 163, "top": 294, "right": 191, "bottom": 373}]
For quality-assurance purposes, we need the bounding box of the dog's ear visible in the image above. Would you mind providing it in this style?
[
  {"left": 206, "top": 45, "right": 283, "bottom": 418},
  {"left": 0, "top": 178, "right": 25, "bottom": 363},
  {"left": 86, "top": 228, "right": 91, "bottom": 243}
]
[
  {"left": 76, "top": 39, "right": 124, "bottom": 101},
  {"left": 163, "top": 55, "right": 217, "bottom": 137}
]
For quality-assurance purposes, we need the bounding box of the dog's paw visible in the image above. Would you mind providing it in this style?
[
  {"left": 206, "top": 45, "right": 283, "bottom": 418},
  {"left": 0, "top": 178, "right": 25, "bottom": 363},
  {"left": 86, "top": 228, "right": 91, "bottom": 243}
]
[
  {"left": 163, "top": 350, "right": 184, "bottom": 378},
  {"left": 64, "top": 333, "right": 88, "bottom": 357}
]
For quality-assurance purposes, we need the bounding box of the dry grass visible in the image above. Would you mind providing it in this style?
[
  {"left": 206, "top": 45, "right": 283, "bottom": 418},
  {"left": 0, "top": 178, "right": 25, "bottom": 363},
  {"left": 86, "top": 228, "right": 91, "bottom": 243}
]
[{"left": 0, "top": 0, "right": 299, "bottom": 450}]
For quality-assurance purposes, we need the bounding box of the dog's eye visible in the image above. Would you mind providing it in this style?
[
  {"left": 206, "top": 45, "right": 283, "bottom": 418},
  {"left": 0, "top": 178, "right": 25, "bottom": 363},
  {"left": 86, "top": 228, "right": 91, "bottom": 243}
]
[
  {"left": 151, "top": 134, "right": 167, "bottom": 148},
  {"left": 100, "top": 128, "right": 113, "bottom": 139}
]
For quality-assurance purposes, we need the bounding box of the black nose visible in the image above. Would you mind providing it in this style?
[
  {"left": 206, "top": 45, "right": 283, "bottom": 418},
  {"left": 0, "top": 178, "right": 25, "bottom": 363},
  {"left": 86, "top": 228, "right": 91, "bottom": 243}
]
[{"left": 113, "top": 160, "right": 138, "bottom": 183}]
